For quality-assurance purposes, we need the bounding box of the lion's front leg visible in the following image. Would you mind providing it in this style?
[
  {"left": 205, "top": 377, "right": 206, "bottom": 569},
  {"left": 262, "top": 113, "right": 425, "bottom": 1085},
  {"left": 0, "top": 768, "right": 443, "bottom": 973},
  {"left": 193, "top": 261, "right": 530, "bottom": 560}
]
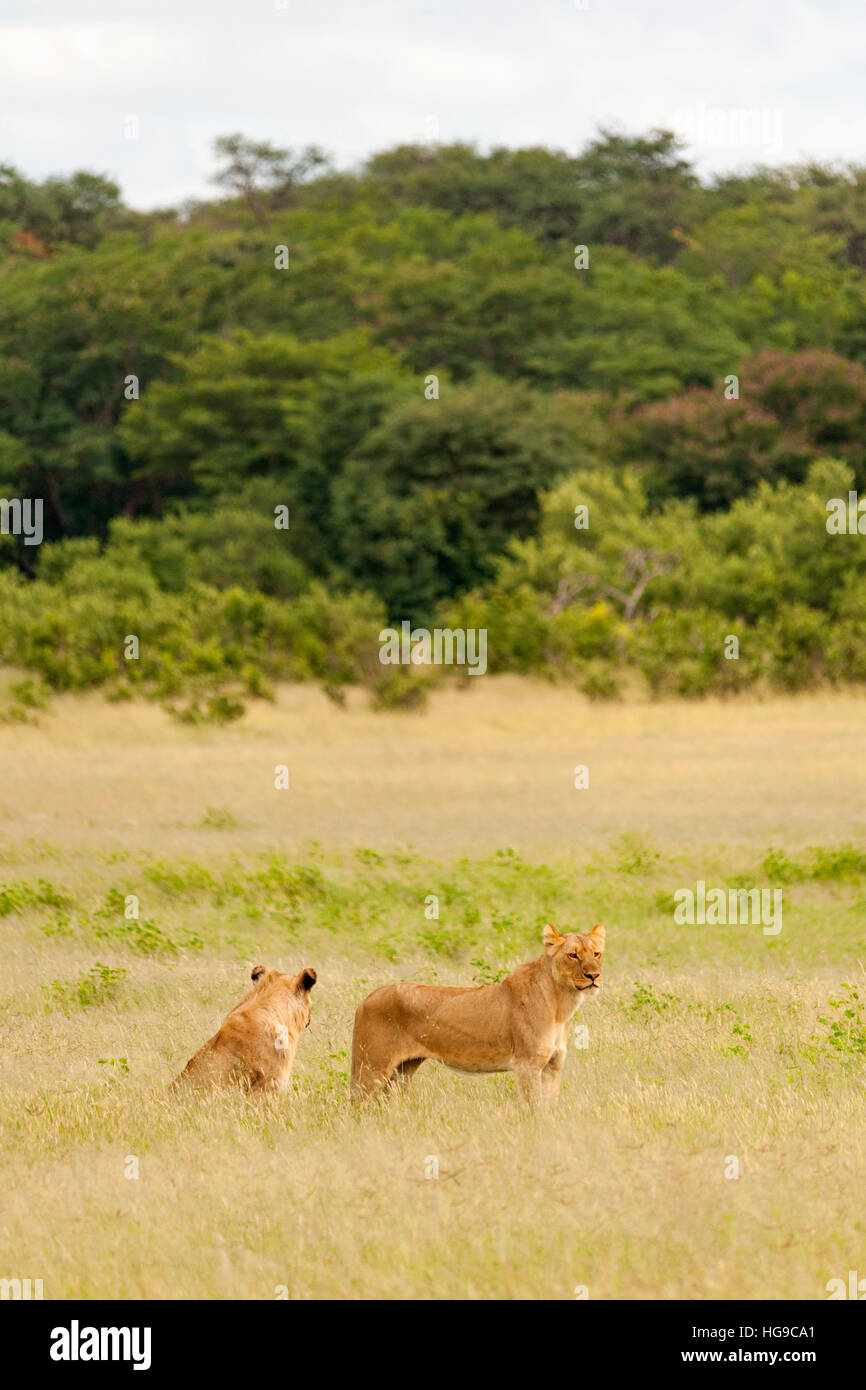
[
  {"left": 513, "top": 1062, "right": 544, "bottom": 1109},
  {"left": 541, "top": 1047, "right": 566, "bottom": 1106}
]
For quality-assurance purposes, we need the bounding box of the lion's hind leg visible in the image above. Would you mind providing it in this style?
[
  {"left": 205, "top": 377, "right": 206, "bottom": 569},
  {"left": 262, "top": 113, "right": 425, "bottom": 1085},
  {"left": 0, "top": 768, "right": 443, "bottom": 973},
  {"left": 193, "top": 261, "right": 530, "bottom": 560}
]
[
  {"left": 351, "top": 986, "right": 427, "bottom": 1101},
  {"left": 351, "top": 1027, "right": 420, "bottom": 1101},
  {"left": 350, "top": 1043, "right": 395, "bottom": 1100}
]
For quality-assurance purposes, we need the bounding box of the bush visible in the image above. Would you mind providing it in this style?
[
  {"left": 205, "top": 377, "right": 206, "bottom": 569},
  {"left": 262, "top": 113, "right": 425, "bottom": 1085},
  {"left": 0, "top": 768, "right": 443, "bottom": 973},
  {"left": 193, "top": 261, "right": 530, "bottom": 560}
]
[
  {"left": 369, "top": 668, "right": 429, "bottom": 711},
  {"left": 0, "top": 558, "right": 385, "bottom": 713}
]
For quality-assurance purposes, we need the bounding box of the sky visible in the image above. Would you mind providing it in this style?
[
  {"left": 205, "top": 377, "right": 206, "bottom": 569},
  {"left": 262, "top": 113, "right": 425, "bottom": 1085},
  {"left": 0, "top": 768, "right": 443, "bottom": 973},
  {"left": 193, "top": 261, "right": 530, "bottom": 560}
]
[{"left": 1, "top": 0, "right": 864, "bottom": 209}]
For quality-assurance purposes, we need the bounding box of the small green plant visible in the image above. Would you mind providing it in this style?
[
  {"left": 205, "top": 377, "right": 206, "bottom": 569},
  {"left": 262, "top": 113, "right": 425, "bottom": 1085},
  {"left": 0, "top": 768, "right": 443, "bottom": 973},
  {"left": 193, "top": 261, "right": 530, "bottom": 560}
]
[
  {"left": 626, "top": 981, "right": 679, "bottom": 1018},
  {"left": 200, "top": 805, "right": 240, "bottom": 831},
  {"left": 316, "top": 1049, "right": 349, "bottom": 1092},
  {"left": 39, "top": 910, "right": 76, "bottom": 938},
  {"left": 206, "top": 693, "right": 246, "bottom": 723},
  {"left": 104, "top": 683, "right": 134, "bottom": 702},
  {"left": 249, "top": 858, "right": 328, "bottom": 904},
  {"left": 240, "top": 664, "right": 274, "bottom": 700},
  {"left": 808, "top": 846, "right": 866, "bottom": 882},
  {"left": 0, "top": 678, "right": 51, "bottom": 724},
  {"left": 721, "top": 1006, "right": 754, "bottom": 1055},
  {"left": 0, "top": 702, "right": 33, "bottom": 724},
  {"left": 0, "top": 878, "right": 71, "bottom": 917},
  {"left": 43, "top": 963, "right": 127, "bottom": 1012},
  {"left": 803, "top": 982, "right": 866, "bottom": 1065},
  {"left": 489, "top": 905, "right": 517, "bottom": 936},
  {"left": 372, "top": 935, "right": 401, "bottom": 962},
  {"left": 761, "top": 847, "right": 805, "bottom": 884},
  {"left": 170, "top": 700, "right": 206, "bottom": 725},
  {"left": 418, "top": 923, "right": 469, "bottom": 959},
  {"left": 353, "top": 848, "right": 386, "bottom": 867},
  {"left": 762, "top": 843, "right": 866, "bottom": 884},
  {"left": 616, "top": 833, "right": 660, "bottom": 876},
  {"left": 109, "top": 918, "right": 201, "bottom": 955},
  {"left": 461, "top": 902, "right": 481, "bottom": 929},
  {"left": 369, "top": 669, "right": 429, "bottom": 711},
  {"left": 142, "top": 859, "right": 218, "bottom": 896},
  {"left": 469, "top": 957, "right": 508, "bottom": 985},
  {"left": 89, "top": 892, "right": 204, "bottom": 955},
  {"left": 580, "top": 661, "right": 621, "bottom": 701},
  {"left": 9, "top": 678, "right": 49, "bottom": 710},
  {"left": 98, "top": 1056, "right": 130, "bottom": 1077}
]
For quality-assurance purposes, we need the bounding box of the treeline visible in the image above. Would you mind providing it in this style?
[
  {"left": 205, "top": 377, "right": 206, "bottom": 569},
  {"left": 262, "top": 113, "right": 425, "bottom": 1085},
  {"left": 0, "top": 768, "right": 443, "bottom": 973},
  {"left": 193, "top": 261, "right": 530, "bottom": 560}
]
[{"left": 1, "top": 131, "right": 865, "bottom": 711}]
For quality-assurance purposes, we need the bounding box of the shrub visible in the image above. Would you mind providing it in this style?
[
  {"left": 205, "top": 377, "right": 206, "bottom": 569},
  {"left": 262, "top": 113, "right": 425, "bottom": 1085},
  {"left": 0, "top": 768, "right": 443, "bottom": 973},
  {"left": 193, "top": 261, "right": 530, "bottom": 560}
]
[{"left": 42, "top": 963, "right": 127, "bottom": 1012}]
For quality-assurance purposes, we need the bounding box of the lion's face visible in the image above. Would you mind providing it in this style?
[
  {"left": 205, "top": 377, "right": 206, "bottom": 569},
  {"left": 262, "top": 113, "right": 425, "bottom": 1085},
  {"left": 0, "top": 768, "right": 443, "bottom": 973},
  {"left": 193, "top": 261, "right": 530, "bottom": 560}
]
[{"left": 543, "top": 924, "right": 604, "bottom": 994}]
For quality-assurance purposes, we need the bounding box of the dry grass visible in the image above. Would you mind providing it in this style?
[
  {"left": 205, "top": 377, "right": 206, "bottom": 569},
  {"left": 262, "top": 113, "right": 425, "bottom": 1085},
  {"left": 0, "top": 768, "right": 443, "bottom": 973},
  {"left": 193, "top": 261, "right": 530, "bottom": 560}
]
[
  {"left": 1, "top": 680, "right": 865, "bottom": 1299},
  {"left": 1, "top": 678, "right": 865, "bottom": 858}
]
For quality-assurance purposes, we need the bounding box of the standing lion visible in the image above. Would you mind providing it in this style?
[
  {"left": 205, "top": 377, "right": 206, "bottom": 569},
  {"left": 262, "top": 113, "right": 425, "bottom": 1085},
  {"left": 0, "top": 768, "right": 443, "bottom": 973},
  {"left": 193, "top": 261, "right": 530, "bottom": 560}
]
[{"left": 351, "top": 924, "right": 604, "bottom": 1106}]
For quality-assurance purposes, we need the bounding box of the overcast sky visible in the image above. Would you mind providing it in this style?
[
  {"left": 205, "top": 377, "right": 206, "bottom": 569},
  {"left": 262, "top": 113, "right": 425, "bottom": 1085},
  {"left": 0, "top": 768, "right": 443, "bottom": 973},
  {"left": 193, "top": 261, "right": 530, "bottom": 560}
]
[{"left": 1, "top": 0, "right": 864, "bottom": 209}]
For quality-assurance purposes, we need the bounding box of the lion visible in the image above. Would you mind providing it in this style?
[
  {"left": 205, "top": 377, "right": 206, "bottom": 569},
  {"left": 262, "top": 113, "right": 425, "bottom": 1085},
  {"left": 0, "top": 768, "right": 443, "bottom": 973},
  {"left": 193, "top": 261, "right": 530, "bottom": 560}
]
[
  {"left": 172, "top": 963, "right": 317, "bottom": 1095},
  {"left": 351, "top": 923, "right": 604, "bottom": 1107}
]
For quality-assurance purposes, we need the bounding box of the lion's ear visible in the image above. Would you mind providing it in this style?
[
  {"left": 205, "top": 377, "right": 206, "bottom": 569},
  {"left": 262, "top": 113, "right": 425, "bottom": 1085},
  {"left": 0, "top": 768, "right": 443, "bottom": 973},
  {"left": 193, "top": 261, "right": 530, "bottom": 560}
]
[
  {"left": 297, "top": 968, "right": 317, "bottom": 993},
  {"left": 589, "top": 924, "right": 605, "bottom": 949},
  {"left": 542, "top": 924, "right": 563, "bottom": 953},
  {"left": 250, "top": 964, "right": 267, "bottom": 982}
]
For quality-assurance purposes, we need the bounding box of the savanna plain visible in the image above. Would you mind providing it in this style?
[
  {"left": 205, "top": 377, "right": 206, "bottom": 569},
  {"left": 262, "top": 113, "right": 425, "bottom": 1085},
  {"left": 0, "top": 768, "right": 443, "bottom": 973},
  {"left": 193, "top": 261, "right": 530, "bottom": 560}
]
[{"left": 2, "top": 677, "right": 865, "bottom": 1300}]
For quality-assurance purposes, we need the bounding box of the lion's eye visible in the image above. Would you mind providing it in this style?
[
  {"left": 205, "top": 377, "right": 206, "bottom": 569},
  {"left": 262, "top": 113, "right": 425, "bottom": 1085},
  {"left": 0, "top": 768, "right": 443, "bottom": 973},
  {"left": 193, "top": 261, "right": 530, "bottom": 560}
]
[
  {"left": 568, "top": 952, "right": 579, "bottom": 959},
  {"left": 594, "top": 951, "right": 600, "bottom": 959}
]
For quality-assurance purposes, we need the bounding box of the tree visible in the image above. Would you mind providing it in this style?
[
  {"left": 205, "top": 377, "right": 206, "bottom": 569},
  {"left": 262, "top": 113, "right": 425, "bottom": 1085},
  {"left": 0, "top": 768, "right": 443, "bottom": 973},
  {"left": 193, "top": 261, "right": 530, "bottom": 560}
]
[
  {"left": 211, "top": 134, "right": 328, "bottom": 225},
  {"left": 361, "top": 132, "right": 702, "bottom": 259},
  {"left": 745, "top": 348, "right": 866, "bottom": 471},
  {"left": 362, "top": 142, "right": 586, "bottom": 244},
  {"left": 117, "top": 330, "right": 411, "bottom": 572},
  {"left": 614, "top": 349, "right": 866, "bottom": 508},
  {"left": 0, "top": 227, "right": 237, "bottom": 543},
  {"left": 332, "top": 380, "right": 578, "bottom": 618},
  {"left": 570, "top": 128, "right": 700, "bottom": 261},
  {"left": 614, "top": 390, "right": 798, "bottom": 509},
  {"left": 0, "top": 165, "right": 123, "bottom": 251}
]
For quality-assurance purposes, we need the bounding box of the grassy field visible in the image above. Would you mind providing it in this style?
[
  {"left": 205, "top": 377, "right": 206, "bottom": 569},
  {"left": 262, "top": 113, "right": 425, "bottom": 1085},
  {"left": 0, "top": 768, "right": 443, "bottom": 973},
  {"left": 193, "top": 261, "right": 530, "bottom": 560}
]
[{"left": 1, "top": 679, "right": 865, "bottom": 1300}]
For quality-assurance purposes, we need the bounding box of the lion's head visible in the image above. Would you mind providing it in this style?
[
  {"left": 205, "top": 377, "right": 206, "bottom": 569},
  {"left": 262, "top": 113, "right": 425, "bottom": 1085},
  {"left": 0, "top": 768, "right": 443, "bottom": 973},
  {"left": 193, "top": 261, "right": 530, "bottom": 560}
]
[
  {"left": 542, "top": 924, "right": 604, "bottom": 994},
  {"left": 249, "top": 963, "right": 317, "bottom": 1031}
]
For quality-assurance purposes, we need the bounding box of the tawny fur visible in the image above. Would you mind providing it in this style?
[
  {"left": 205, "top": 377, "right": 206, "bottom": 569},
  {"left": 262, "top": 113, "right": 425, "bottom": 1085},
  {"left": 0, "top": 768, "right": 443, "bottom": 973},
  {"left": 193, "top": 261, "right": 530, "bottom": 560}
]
[
  {"left": 172, "top": 964, "right": 316, "bottom": 1096},
  {"left": 351, "top": 924, "right": 604, "bottom": 1107}
]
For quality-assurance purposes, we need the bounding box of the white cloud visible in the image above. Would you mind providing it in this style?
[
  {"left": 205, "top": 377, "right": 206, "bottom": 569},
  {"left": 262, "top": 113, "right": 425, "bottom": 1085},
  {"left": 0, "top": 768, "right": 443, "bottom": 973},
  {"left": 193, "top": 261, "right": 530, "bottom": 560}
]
[{"left": 0, "top": 0, "right": 863, "bottom": 208}]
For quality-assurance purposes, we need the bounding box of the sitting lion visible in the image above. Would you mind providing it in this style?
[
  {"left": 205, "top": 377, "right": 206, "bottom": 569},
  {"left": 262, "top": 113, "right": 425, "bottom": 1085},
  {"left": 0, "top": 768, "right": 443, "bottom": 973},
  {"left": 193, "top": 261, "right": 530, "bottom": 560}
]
[
  {"left": 172, "top": 963, "right": 317, "bottom": 1095},
  {"left": 351, "top": 924, "right": 604, "bottom": 1106}
]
